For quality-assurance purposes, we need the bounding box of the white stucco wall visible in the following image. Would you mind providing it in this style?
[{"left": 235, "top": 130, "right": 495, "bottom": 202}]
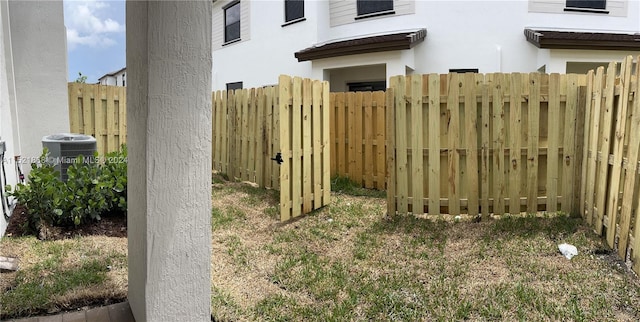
[
  {"left": 7, "top": 0, "right": 69, "bottom": 173},
  {"left": 212, "top": 0, "right": 320, "bottom": 89},
  {"left": 212, "top": 0, "right": 640, "bottom": 88}
]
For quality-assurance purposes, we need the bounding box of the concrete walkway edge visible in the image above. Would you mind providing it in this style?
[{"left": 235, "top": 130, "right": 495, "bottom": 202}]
[{"left": 2, "top": 301, "right": 135, "bottom": 322}]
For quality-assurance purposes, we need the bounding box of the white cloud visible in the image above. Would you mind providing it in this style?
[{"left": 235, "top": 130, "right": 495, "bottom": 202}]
[{"left": 65, "top": 0, "right": 124, "bottom": 50}]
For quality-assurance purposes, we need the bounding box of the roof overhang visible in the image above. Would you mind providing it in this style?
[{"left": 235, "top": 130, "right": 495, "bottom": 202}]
[
  {"left": 524, "top": 28, "right": 640, "bottom": 51},
  {"left": 295, "top": 28, "right": 427, "bottom": 62}
]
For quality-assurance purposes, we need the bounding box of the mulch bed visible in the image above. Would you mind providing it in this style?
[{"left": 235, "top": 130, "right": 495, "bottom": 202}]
[{"left": 4, "top": 205, "right": 127, "bottom": 239}]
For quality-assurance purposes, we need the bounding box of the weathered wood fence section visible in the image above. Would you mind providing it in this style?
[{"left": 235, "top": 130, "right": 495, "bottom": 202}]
[
  {"left": 579, "top": 56, "right": 640, "bottom": 274},
  {"left": 330, "top": 91, "right": 386, "bottom": 190},
  {"left": 386, "top": 72, "right": 587, "bottom": 217},
  {"left": 211, "top": 75, "right": 331, "bottom": 221},
  {"left": 68, "top": 83, "right": 127, "bottom": 155}
]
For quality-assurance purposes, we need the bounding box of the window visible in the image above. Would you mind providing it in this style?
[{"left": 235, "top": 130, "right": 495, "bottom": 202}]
[
  {"left": 347, "top": 81, "right": 386, "bottom": 92},
  {"left": 285, "top": 0, "right": 304, "bottom": 23},
  {"left": 226, "top": 82, "right": 243, "bottom": 91},
  {"left": 224, "top": 1, "right": 241, "bottom": 43},
  {"left": 449, "top": 68, "right": 479, "bottom": 73},
  {"left": 566, "top": 0, "right": 606, "bottom": 10},
  {"left": 357, "top": 0, "right": 393, "bottom": 16}
]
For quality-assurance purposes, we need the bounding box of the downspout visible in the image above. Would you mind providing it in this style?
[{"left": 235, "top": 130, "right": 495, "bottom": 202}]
[
  {"left": 3, "top": 0, "right": 22, "bottom": 156},
  {"left": 1, "top": 1, "right": 25, "bottom": 185}
]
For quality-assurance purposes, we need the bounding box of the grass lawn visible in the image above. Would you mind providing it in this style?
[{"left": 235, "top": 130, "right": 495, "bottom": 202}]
[{"left": 2, "top": 178, "right": 640, "bottom": 320}]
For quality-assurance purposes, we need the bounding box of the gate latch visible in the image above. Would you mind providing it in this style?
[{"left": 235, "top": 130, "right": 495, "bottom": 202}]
[{"left": 271, "top": 152, "right": 283, "bottom": 165}]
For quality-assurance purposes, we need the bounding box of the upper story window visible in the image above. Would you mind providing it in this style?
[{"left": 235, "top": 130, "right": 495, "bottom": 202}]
[
  {"left": 566, "top": 0, "right": 606, "bottom": 10},
  {"left": 357, "top": 0, "right": 394, "bottom": 16},
  {"left": 224, "top": 1, "right": 241, "bottom": 43},
  {"left": 285, "top": 0, "right": 304, "bottom": 23}
]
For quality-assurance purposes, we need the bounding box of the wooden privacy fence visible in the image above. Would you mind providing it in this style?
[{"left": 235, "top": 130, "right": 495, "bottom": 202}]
[
  {"left": 68, "top": 83, "right": 127, "bottom": 155},
  {"left": 212, "top": 75, "right": 331, "bottom": 221},
  {"left": 580, "top": 56, "right": 640, "bottom": 274},
  {"left": 386, "top": 72, "right": 587, "bottom": 217},
  {"left": 212, "top": 85, "right": 280, "bottom": 189},
  {"left": 330, "top": 91, "right": 386, "bottom": 190}
]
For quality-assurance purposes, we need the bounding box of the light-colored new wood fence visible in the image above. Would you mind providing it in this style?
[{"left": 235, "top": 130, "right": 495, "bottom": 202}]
[
  {"left": 212, "top": 86, "right": 280, "bottom": 189},
  {"left": 579, "top": 56, "right": 640, "bottom": 274},
  {"left": 386, "top": 72, "right": 587, "bottom": 217},
  {"left": 68, "top": 83, "right": 127, "bottom": 155},
  {"left": 211, "top": 76, "right": 331, "bottom": 221},
  {"left": 330, "top": 91, "right": 386, "bottom": 190}
]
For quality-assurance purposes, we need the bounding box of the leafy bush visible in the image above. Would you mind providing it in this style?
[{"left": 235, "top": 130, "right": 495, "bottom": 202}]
[{"left": 6, "top": 145, "right": 127, "bottom": 231}]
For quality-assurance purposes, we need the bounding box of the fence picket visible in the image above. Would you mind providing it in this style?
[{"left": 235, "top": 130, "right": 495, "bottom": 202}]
[
  {"left": 411, "top": 74, "right": 425, "bottom": 214},
  {"left": 303, "top": 79, "right": 312, "bottom": 213},
  {"left": 547, "top": 74, "right": 561, "bottom": 213},
  {"left": 618, "top": 60, "right": 640, "bottom": 261},
  {"left": 447, "top": 73, "right": 461, "bottom": 216},
  {"left": 527, "top": 73, "right": 541, "bottom": 213},
  {"left": 480, "top": 74, "right": 490, "bottom": 217},
  {"left": 509, "top": 74, "right": 522, "bottom": 214},
  {"left": 491, "top": 74, "right": 506, "bottom": 215},
  {"left": 395, "top": 76, "right": 409, "bottom": 214},
  {"left": 428, "top": 74, "right": 441, "bottom": 215},
  {"left": 605, "top": 56, "right": 633, "bottom": 248},
  {"left": 374, "top": 91, "right": 386, "bottom": 190},
  {"left": 464, "top": 73, "right": 479, "bottom": 216},
  {"left": 594, "top": 62, "right": 618, "bottom": 235},
  {"left": 364, "top": 92, "right": 374, "bottom": 189},
  {"left": 562, "top": 74, "right": 578, "bottom": 214}
]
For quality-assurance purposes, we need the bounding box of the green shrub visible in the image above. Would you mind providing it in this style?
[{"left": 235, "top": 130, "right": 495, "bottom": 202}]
[{"left": 6, "top": 145, "right": 127, "bottom": 230}]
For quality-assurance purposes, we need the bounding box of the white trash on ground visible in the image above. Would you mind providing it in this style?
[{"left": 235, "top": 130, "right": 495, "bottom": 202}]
[{"left": 558, "top": 243, "right": 578, "bottom": 260}]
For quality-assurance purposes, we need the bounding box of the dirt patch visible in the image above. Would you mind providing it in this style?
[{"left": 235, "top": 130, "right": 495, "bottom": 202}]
[{"left": 3, "top": 204, "right": 127, "bottom": 239}]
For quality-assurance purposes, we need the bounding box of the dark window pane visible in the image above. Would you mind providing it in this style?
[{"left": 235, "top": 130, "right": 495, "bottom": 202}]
[
  {"left": 226, "top": 82, "right": 243, "bottom": 91},
  {"left": 347, "top": 81, "right": 386, "bottom": 92},
  {"left": 449, "top": 69, "right": 479, "bottom": 74},
  {"left": 225, "top": 2, "right": 241, "bottom": 42},
  {"left": 285, "top": 0, "right": 304, "bottom": 22},
  {"left": 566, "top": 0, "right": 606, "bottom": 9},
  {"left": 357, "top": 0, "right": 393, "bottom": 15}
]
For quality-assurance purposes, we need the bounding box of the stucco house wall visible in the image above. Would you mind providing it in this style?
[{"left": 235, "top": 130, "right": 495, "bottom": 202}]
[
  {"left": 0, "top": 0, "right": 69, "bottom": 235},
  {"left": 212, "top": 0, "right": 640, "bottom": 91}
]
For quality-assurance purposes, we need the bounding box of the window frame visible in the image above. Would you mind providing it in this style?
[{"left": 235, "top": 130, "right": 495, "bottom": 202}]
[
  {"left": 283, "top": 0, "right": 305, "bottom": 26},
  {"left": 223, "top": 1, "right": 241, "bottom": 44},
  {"left": 355, "top": 0, "right": 395, "bottom": 19},
  {"left": 564, "top": 0, "right": 608, "bottom": 13}
]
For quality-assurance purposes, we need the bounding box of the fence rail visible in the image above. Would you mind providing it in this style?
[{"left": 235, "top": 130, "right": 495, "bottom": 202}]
[{"left": 68, "top": 83, "right": 127, "bottom": 155}]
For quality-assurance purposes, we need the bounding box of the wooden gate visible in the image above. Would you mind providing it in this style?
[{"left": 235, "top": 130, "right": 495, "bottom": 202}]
[
  {"left": 211, "top": 75, "right": 330, "bottom": 221},
  {"left": 277, "top": 75, "right": 331, "bottom": 221}
]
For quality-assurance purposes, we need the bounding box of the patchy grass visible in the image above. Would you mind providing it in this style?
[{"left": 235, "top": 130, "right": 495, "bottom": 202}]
[
  {"left": 211, "top": 181, "right": 640, "bottom": 321},
  {"left": 4, "top": 179, "right": 640, "bottom": 320},
  {"left": 331, "top": 176, "right": 387, "bottom": 198},
  {"left": 0, "top": 236, "right": 127, "bottom": 319}
]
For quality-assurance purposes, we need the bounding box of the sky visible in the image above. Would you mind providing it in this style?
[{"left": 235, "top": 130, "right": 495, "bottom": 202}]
[{"left": 64, "top": 0, "right": 126, "bottom": 84}]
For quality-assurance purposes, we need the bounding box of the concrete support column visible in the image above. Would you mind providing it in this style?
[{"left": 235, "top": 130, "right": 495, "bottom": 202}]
[{"left": 126, "top": 1, "right": 212, "bottom": 321}]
